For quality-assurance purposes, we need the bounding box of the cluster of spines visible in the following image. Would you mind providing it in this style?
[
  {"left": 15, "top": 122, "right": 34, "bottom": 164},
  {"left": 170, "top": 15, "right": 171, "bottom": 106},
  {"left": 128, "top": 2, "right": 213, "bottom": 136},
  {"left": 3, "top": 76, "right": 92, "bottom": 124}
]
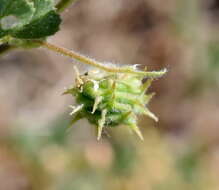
[{"left": 64, "top": 66, "right": 165, "bottom": 140}]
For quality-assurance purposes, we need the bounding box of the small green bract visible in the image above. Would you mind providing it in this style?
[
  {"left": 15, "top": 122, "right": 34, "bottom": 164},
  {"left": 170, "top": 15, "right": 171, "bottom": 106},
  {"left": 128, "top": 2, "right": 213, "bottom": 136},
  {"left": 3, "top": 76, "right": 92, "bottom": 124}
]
[{"left": 64, "top": 66, "right": 165, "bottom": 140}]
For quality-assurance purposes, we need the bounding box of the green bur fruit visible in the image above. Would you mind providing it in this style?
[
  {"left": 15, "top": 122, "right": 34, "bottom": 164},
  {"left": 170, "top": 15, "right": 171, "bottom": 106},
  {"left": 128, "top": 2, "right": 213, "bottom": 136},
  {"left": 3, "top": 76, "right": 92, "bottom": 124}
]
[{"left": 64, "top": 66, "right": 165, "bottom": 140}]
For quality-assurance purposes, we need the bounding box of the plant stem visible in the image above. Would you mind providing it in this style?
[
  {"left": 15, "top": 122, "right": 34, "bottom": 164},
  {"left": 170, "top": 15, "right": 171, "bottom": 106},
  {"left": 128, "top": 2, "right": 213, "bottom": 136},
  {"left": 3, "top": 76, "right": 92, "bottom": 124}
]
[
  {"left": 56, "top": 0, "right": 78, "bottom": 13},
  {"left": 37, "top": 40, "right": 167, "bottom": 77}
]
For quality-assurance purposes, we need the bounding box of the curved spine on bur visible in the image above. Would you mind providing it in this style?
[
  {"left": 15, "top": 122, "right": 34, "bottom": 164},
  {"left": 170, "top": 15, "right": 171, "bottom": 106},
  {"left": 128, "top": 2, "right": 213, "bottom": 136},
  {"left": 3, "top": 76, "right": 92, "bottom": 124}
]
[
  {"left": 97, "top": 109, "right": 107, "bottom": 140},
  {"left": 64, "top": 65, "right": 166, "bottom": 140}
]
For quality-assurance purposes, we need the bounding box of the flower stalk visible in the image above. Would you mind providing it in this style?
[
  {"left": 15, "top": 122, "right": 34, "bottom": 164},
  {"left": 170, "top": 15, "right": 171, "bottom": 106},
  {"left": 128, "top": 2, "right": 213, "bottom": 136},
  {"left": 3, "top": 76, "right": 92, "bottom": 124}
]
[
  {"left": 56, "top": 0, "right": 79, "bottom": 13},
  {"left": 37, "top": 40, "right": 167, "bottom": 76}
]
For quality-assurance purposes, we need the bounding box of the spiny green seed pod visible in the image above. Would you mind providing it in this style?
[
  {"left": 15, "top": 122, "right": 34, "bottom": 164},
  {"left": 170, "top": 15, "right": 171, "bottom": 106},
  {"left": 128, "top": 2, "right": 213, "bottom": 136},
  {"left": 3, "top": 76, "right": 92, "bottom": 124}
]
[{"left": 64, "top": 66, "right": 166, "bottom": 140}]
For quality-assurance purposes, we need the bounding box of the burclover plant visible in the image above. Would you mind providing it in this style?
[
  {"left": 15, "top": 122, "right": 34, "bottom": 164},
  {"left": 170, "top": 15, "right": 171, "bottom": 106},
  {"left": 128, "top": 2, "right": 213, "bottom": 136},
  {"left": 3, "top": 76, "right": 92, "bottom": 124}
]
[{"left": 0, "top": 0, "right": 166, "bottom": 140}]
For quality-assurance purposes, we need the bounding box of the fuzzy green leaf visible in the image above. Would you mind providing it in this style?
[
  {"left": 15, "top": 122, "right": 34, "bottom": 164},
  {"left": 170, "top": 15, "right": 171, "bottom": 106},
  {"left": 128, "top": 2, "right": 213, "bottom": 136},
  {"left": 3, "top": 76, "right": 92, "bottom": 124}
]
[
  {"left": 0, "top": 0, "right": 35, "bottom": 25},
  {"left": 13, "top": 11, "right": 61, "bottom": 39},
  {"left": 0, "top": 0, "right": 34, "bottom": 37},
  {"left": 32, "top": 0, "right": 55, "bottom": 19},
  {"left": 0, "top": 0, "right": 61, "bottom": 40}
]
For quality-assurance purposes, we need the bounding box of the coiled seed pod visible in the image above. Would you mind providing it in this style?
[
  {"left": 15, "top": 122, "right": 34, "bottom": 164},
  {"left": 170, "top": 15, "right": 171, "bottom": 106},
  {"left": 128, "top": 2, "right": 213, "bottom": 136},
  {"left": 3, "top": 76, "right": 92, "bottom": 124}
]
[{"left": 64, "top": 66, "right": 165, "bottom": 140}]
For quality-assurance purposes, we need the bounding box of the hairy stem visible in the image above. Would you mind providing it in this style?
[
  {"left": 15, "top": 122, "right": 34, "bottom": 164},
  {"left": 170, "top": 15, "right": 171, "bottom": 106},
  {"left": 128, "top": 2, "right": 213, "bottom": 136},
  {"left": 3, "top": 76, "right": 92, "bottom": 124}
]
[
  {"left": 56, "top": 0, "right": 78, "bottom": 13},
  {"left": 37, "top": 40, "right": 167, "bottom": 77}
]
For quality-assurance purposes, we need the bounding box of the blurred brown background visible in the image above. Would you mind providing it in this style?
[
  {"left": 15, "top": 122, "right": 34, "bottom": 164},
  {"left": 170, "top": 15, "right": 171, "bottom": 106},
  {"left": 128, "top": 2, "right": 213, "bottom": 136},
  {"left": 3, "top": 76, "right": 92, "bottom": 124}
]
[{"left": 0, "top": 0, "right": 219, "bottom": 189}]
